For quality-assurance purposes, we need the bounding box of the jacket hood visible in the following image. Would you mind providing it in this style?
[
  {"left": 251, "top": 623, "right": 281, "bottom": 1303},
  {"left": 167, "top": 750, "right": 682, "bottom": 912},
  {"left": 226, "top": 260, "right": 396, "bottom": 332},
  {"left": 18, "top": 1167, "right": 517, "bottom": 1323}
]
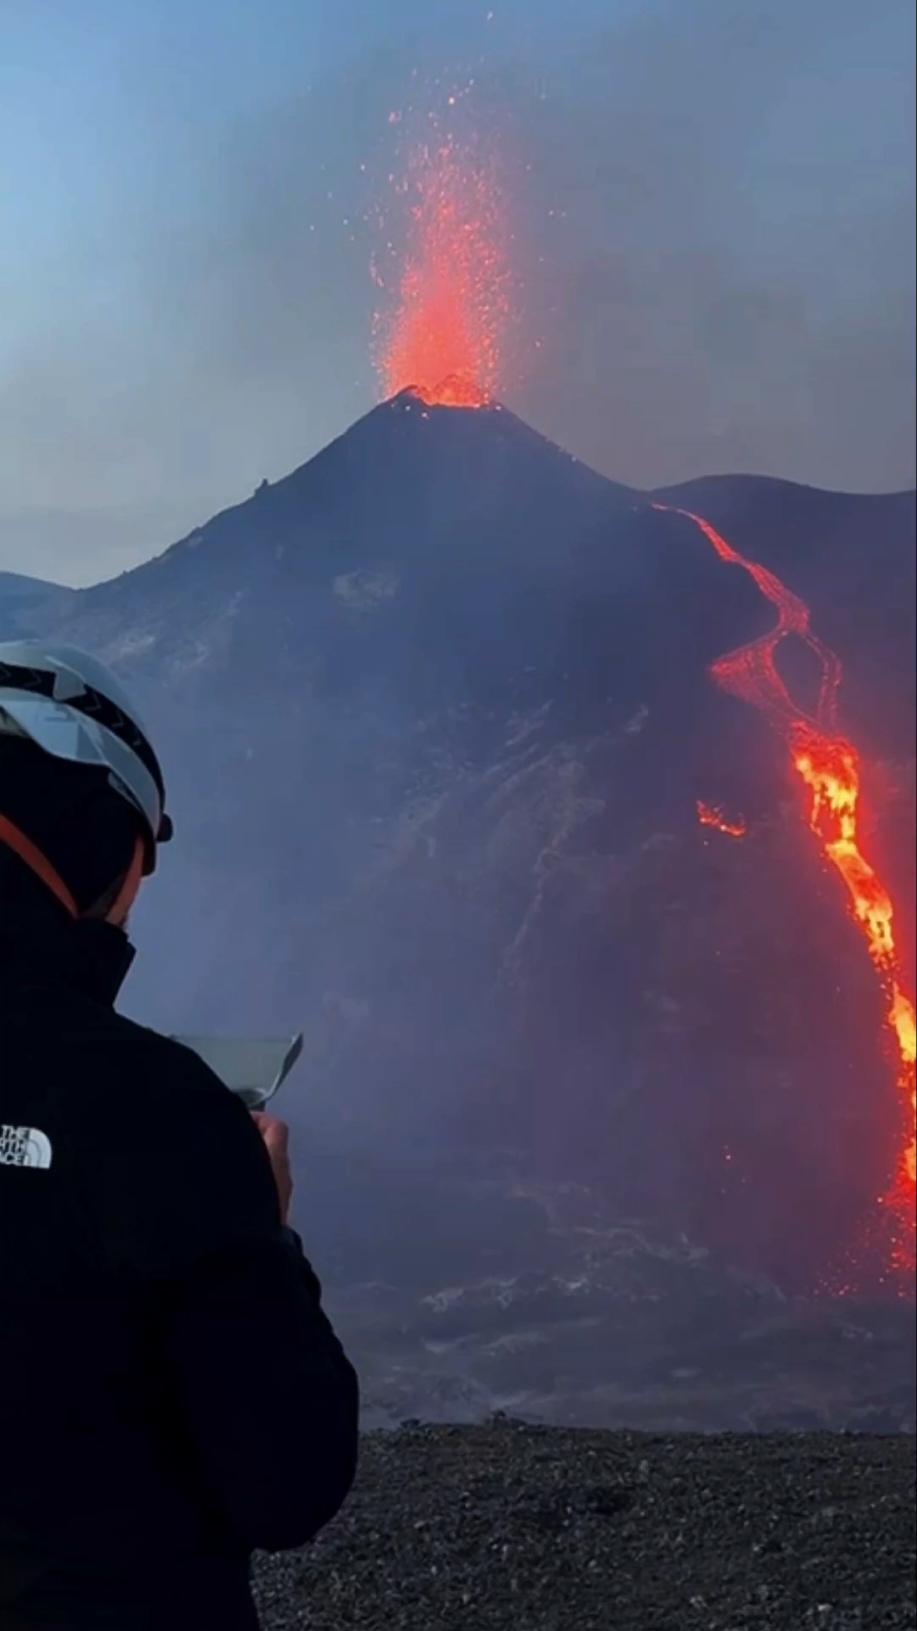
[{"left": 0, "top": 849, "right": 136, "bottom": 1007}]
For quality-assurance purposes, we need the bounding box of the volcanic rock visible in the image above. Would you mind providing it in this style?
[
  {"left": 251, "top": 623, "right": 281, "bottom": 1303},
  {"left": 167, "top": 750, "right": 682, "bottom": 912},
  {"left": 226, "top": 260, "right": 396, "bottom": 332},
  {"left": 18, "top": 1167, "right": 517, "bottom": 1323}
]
[{"left": 250, "top": 1419, "right": 916, "bottom": 1631}]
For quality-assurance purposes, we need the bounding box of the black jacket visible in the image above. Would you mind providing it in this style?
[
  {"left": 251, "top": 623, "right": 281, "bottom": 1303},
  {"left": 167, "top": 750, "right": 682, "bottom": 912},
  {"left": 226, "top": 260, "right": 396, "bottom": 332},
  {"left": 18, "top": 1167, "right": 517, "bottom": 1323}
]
[{"left": 0, "top": 860, "right": 359, "bottom": 1631}]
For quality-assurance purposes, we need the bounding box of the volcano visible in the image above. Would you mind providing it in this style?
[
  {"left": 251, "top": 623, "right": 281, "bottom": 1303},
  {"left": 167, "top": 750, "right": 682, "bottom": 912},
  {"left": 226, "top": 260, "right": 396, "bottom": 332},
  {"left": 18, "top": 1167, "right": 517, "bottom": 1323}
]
[{"left": 25, "top": 392, "right": 916, "bottom": 1319}]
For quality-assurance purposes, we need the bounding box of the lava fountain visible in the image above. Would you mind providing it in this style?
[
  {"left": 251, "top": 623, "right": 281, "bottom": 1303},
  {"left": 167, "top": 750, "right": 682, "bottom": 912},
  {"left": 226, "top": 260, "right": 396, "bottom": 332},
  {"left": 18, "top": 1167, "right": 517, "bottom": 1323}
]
[
  {"left": 373, "top": 123, "right": 511, "bottom": 407},
  {"left": 656, "top": 502, "right": 916, "bottom": 1279}
]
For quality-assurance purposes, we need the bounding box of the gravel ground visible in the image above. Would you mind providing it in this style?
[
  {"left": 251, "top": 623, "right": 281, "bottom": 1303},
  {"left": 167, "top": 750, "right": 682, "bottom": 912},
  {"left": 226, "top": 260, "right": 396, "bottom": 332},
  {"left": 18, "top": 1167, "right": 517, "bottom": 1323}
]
[{"left": 252, "top": 1418, "right": 915, "bottom": 1631}]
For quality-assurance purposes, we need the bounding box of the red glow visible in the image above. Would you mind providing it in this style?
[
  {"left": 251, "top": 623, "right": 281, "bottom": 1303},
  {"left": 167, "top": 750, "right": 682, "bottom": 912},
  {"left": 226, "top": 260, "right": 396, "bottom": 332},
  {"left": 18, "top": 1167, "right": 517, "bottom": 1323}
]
[
  {"left": 697, "top": 800, "right": 747, "bottom": 839},
  {"left": 374, "top": 128, "right": 509, "bottom": 408},
  {"left": 656, "top": 502, "right": 916, "bottom": 1276}
]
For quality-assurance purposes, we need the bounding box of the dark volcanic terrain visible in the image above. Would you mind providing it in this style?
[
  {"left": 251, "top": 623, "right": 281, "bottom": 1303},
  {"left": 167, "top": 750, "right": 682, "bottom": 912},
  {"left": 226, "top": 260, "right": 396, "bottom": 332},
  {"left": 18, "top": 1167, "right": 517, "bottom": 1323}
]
[
  {"left": 10, "top": 393, "right": 916, "bottom": 1427},
  {"left": 251, "top": 1419, "right": 916, "bottom": 1630}
]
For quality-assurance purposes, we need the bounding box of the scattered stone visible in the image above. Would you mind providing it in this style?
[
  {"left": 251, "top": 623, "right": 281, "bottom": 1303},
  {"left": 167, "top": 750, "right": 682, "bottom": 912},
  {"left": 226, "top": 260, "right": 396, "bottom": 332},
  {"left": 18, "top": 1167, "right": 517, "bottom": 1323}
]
[{"left": 252, "top": 1421, "right": 915, "bottom": 1630}]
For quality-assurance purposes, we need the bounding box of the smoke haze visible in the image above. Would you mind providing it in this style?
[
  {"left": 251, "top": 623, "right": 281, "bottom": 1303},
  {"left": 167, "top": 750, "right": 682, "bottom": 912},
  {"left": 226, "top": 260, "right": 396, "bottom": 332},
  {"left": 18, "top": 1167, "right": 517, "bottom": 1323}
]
[{"left": 2, "top": 0, "right": 914, "bottom": 585}]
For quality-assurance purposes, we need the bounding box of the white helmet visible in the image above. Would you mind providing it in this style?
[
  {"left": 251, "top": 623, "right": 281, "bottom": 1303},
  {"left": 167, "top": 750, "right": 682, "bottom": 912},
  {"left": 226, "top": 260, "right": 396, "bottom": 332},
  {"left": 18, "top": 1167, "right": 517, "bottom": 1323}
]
[{"left": 0, "top": 641, "right": 172, "bottom": 869}]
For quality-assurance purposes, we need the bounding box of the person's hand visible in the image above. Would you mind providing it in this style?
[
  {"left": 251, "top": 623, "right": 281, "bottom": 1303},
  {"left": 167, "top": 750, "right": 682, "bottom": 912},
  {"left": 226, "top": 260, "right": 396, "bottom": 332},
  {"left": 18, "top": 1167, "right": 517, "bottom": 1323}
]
[{"left": 250, "top": 1112, "right": 293, "bottom": 1225}]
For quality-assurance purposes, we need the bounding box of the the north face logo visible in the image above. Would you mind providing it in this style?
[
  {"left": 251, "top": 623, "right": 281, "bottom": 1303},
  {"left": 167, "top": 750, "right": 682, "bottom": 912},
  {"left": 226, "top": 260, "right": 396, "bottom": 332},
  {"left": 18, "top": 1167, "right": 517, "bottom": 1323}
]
[{"left": 0, "top": 1124, "right": 53, "bottom": 1168}]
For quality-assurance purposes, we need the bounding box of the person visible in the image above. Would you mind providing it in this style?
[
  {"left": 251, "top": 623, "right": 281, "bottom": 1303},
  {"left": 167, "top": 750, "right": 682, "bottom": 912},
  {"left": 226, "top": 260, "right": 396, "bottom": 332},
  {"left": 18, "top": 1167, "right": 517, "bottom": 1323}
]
[{"left": 0, "top": 642, "right": 359, "bottom": 1631}]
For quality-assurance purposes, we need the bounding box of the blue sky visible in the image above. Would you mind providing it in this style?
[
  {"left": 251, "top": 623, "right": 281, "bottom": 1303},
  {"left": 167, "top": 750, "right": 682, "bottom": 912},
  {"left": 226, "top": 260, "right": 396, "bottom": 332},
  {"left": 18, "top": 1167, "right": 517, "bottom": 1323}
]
[{"left": 2, "top": 0, "right": 914, "bottom": 584}]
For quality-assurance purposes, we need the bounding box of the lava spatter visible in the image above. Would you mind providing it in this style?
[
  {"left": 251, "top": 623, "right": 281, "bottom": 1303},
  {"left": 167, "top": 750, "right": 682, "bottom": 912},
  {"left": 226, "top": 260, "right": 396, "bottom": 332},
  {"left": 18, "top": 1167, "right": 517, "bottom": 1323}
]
[
  {"left": 697, "top": 801, "right": 747, "bottom": 839},
  {"left": 655, "top": 502, "right": 916, "bottom": 1276},
  {"left": 374, "top": 125, "right": 510, "bottom": 408}
]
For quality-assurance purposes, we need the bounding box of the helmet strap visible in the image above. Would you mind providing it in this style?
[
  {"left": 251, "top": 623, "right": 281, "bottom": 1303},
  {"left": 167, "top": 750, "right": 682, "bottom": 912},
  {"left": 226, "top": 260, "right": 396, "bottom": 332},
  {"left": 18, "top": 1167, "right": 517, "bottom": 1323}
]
[
  {"left": 0, "top": 812, "right": 79, "bottom": 918},
  {"left": 104, "top": 835, "right": 145, "bottom": 926}
]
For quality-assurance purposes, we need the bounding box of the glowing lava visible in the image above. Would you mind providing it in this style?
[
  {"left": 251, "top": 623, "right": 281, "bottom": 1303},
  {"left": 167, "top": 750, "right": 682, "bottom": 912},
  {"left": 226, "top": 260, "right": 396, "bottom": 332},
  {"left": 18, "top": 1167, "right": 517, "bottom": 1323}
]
[
  {"left": 374, "top": 128, "right": 510, "bottom": 408},
  {"left": 697, "top": 801, "right": 747, "bottom": 839},
  {"left": 655, "top": 502, "right": 916, "bottom": 1268}
]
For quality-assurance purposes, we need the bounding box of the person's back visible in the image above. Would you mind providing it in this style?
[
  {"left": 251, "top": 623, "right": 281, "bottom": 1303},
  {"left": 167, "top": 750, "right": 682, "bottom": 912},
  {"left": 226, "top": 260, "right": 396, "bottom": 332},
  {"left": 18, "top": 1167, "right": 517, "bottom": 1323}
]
[{"left": 0, "top": 643, "right": 359, "bottom": 1630}]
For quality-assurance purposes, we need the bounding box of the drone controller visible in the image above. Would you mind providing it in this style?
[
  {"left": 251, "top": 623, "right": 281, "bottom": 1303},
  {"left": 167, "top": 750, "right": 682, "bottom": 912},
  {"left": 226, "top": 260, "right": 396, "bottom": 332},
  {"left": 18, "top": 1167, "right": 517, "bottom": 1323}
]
[{"left": 171, "top": 1033, "right": 305, "bottom": 1111}]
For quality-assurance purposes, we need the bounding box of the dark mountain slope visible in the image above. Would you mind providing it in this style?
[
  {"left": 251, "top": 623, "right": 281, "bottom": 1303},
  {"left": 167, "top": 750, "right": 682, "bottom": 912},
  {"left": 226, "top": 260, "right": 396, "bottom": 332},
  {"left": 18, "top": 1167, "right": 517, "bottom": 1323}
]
[
  {"left": 653, "top": 472, "right": 916, "bottom": 762},
  {"left": 0, "top": 570, "right": 75, "bottom": 639},
  {"left": 19, "top": 397, "right": 916, "bottom": 1322}
]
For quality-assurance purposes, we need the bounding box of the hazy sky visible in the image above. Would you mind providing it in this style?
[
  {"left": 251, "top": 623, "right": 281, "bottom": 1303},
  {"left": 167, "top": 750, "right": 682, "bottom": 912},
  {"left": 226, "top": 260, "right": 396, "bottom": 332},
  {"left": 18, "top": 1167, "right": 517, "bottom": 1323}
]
[{"left": 2, "top": 0, "right": 914, "bottom": 586}]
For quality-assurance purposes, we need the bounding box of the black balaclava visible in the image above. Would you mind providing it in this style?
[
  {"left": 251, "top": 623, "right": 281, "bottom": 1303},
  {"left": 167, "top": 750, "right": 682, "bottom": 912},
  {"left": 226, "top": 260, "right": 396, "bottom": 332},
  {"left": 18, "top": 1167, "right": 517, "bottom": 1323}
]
[{"left": 0, "top": 736, "right": 142, "bottom": 916}]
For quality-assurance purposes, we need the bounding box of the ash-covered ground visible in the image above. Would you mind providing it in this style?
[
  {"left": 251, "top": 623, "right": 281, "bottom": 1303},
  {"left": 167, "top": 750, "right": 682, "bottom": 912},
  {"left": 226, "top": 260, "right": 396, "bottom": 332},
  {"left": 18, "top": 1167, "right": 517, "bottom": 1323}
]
[{"left": 251, "top": 1418, "right": 916, "bottom": 1630}]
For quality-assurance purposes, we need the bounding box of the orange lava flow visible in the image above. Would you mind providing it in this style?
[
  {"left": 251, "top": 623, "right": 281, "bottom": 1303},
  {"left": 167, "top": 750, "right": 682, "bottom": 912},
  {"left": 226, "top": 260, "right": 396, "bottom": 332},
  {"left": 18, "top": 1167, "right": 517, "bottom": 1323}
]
[
  {"left": 697, "top": 800, "right": 747, "bottom": 838},
  {"left": 374, "top": 131, "right": 509, "bottom": 408},
  {"left": 655, "top": 502, "right": 916, "bottom": 1267}
]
